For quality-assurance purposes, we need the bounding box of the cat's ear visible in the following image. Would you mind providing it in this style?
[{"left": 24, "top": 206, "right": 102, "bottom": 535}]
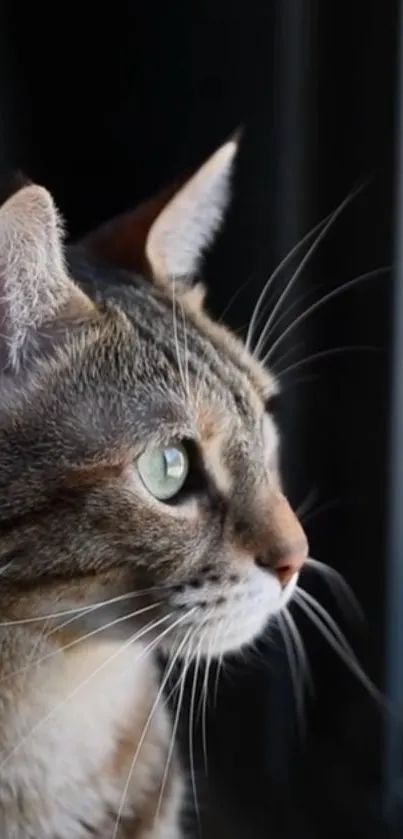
[
  {"left": 145, "top": 136, "right": 239, "bottom": 287},
  {"left": 80, "top": 134, "right": 240, "bottom": 290},
  {"left": 0, "top": 183, "right": 95, "bottom": 372}
]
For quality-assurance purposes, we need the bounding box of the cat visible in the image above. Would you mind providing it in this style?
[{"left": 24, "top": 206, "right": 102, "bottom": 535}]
[{"left": 0, "top": 135, "right": 308, "bottom": 839}]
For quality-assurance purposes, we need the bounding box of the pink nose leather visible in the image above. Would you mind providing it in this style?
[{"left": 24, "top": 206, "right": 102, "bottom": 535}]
[{"left": 270, "top": 543, "right": 307, "bottom": 585}]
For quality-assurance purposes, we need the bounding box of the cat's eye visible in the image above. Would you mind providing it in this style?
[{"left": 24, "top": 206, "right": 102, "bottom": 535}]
[{"left": 137, "top": 442, "right": 189, "bottom": 501}]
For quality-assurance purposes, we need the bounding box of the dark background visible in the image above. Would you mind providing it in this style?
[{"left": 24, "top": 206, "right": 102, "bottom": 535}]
[{"left": 0, "top": 2, "right": 401, "bottom": 837}]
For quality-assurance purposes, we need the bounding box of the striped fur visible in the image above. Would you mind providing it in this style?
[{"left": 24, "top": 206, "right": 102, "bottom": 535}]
[{"left": 0, "top": 141, "right": 307, "bottom": 838}]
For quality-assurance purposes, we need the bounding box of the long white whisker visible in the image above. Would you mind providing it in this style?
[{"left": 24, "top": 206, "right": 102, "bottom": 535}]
[
  {"left": 301, "top": 497, "right": 356, "bottom": 525},
  {"left": 1, "top": 602, "right": 163, "bottom": 685},
  {"left": 112, "top": 615, "right": 195, "bottom": 839},
  {"left": 253, "top": 186, "right": 368, "bottom": 359},
  {"left": 154, "top": 626, "right": 196, "bottom": 829},
  {"left": 256, "top": 284, "right": 324, "bottom": 362},
  {"left": 211, "top": 619, "right": 225, "bottom": 712},
  {"left": 277, "top": 344, "right": 381, "bottom": 378},
  {"left": 217, "top": 273, "right": 256, "bottom": 325},
  {"left": 282, "top": 608, "right": 314, "bottom": 696},
  {"left": 294, "top": 589, "right": 387, "bottom": 708},
  {"left": 296, "top": 588, "right": 357, "bottom": 655},
  {"left": 172, "top": 281, "right": 188, "bottom": 399},
  {"left": 305, "top": 557, "right": 365, "bottom": 622},
  {"left": 50, "top": 599, "right": 162, "bottom": 640},
  {"left": 267, "top": 341, "right": 305, "bottom": 376},
  {"left": 22, "top": 614, "right": 52, "bottom": 701},
  {"left": 0, "top": 610, "right": 178, "bottom": 773},
  {"left": 188, "top": 630, "right": 204, "bottom": 831},
  {"left": 277, "top": 611, "right": 306, "bottom": 736},
  {"left": 213, "top": 651, "right": 224, "bottom": 710},
  {"left": 180, "top": 300, "right": 190, "bottom": 400},
  {"left": 264, "top": 266, "right": 390, "bottom": 365},
  {"left": 245, "top": 212, "right": 333, "bottom": 353},
  {"left": 0, "top": 584, "right": 169, "bottom": 628},
  {"left": 201, "top": 625, "right": 214, "bottom": 775}
]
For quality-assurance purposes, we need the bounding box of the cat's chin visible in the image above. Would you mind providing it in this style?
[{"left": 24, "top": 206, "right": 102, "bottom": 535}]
[{"left": 159, "top": 570, "right": 300, "bottom": 659}]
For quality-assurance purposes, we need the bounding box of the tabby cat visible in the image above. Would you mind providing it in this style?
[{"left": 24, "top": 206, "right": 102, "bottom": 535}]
[{"left": 0, "top": 137, "right": 307, "bottom": 838}]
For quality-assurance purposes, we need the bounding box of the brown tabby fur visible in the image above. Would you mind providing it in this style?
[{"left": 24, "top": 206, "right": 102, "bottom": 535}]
[{"left": 0, "top": 137, "right": 307, "bottom": 838}]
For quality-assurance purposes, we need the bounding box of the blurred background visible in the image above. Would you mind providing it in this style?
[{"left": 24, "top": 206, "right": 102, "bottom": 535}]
[{"left": 0, "top": 2, "right": 401, "bottom": 837}]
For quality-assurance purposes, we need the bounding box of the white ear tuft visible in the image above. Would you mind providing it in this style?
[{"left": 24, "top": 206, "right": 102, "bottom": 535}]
[{"left": 145, "top": 138, "right": 239, "bottom": 285}]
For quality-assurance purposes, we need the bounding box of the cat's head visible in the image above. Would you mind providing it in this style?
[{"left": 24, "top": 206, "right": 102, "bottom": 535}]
[{"left": 0, "top": 137, "right": 307, "bottom": 657}]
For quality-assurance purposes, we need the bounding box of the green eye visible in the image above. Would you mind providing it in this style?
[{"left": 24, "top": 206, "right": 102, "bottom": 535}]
[{"left": 137, "top": 443, "right": 189, "bottom": 501}]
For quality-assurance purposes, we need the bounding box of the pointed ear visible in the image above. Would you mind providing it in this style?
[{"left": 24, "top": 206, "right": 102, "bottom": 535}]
[
  {"left": 80, "top": 134, "right": 240, "bottom": 290},
  {"left": 0, "top": 184, "right": 95, "bottom": 373},
  {"left": 146, "top": 137, "right": 239, "bottom": 287}
]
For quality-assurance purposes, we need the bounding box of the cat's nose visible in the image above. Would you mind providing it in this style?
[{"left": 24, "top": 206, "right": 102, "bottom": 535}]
[
  {"left": 234, "top": 491, "right": 308, "bottom": 584},
  {"left": 255, "top": 539, "right": 308, "bottom": 586}
]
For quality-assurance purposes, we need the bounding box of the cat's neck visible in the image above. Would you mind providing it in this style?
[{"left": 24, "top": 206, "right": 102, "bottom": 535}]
[{"left": 0, "top": 632, "right": 173, "bottom": 838}]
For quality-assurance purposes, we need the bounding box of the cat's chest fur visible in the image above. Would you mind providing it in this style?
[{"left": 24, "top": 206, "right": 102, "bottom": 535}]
[{"left": 0, "top": 633, "right": 181, "bottom": 839}]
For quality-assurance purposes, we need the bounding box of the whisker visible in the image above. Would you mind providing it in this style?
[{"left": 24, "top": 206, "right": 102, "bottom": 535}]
[
  {"left": 0, "top": 584, "right": 170, "bottom": 627},
  {"left": 236, "top": 638, "right": 266, "bottom": 672},
  {"left": 296, "top": 588, "right": 358, "bottom": 654},
  {"left": 217, "top": 273, "right": 256, "bottom": 325},
  {"left": 0, "top": 602, "right": 164, "bottom": 684},
  {"left": 264, "top": 266, "right": 390, "bottom": 365},
  {"left": 294, "top": 589, "right": 387, "bottom": 709},
  {"left": 154, "top": 626, "right": 196, "bottom": 829},
  {"left": 279, "top": 374, "right": 318, "bottom": 393},
  {"left": 213, "top": 630, "right": 224, "bottom": 710},
  {"left": 268, "top": 341, "right": 305, "bottom": 376},
  {"left": 193, "top": 620, "right": 213, "bottom": 762},
  {"left": 300, "top": 497, "right": 360, "bottom": 526},
  {"left": 256, "top": 284, "right": 325, "bottom": 363},
  {"left": 171, "top": 281, "right": 188, "bottom": 399},
  {"left": 277, "top": 611, "right": 306, "bottom": 737},
  {"left": 188, "top": 630, "right": 204, "bottom": 831},
  {"left": 179, "top": 299, "right": 191, "bottom": 400},
  {"left": 282, "top": 608, "right": 314, "bottom": 695},
  {"left": 0, "top": 610, "right": 180, "bottom": 773},
  {"left": 201, "top": 626, "right": 214, "bottom": 776},
  {"left": 253, "top": 184, "right": 368, "bottom": 360},
  {"left": 112, "top": 614, "right": 196, "bottom": 839},
  {"left": 48, "top": 598, "right": 162, "bottom": 639},
  {"left": 305, "top": 557, "right": 365, "bottom": 622},
  {"left": 22, "top": 614, "right": 52, "bottom": 701},
  {"left": 245, "top": 212, "right": 333, "bottom": 353},
  {"left": 277, "top": 344, "right": 382, "bottom": 378}
]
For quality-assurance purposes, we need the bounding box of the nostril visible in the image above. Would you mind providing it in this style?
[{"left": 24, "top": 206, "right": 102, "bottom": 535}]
[
  {"left": 255, "top": 557, "right": 297, "bottom": 585},
  {"left": 275, "top": 563, "right": 295, "bottom": 586},
  {"left": 255, "top": 541, "right": 308, "bottom": 584}
]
